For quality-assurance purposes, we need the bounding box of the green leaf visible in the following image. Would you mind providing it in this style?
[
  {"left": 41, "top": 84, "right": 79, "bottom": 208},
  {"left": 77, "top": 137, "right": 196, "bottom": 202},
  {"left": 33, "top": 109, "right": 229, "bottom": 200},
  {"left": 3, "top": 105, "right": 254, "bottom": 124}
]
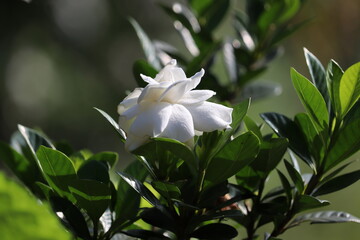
[
  {"left": 314, "top": 170, "right": 360, "bottom": 196},
  {"left": 325, "top": 116, "right": 360, "bottom": 171},
  {"left": 117, "top": 172, "right": 162, "bottom": 209},
  {"left": 230, "top": 98, "right": 250, "bottom": 131},
  {"left": 277, "top": 170, "right": 292, "bottom": 201},
  {"left": 304, "top": 48, "right": 330, "bottom": 112},
  {"left": 77, "top": 160, "right": 110, "bottom": 184},
  {"left": 291, "top": 68, "right": 329, "bottom": 131},
  {"left": 68, "top": 179, "right": 111, "bottom": 222},
  {"left": 0, "top": 173, "right": 71, "bottom": 240},
  {"left": 132, "top": 137, "right": 197, "bottom": 176},
  {"left": 261, "top": 112, "right": 314, "bottom": 170},
  {"left": 0, "top": 142, "right": 38, "bottom": 189},
  {"left": 244, "top": 115, "right": 263, "bottom": 141},
  {"left": 339, "top": 62, "right": 360, "bottom": 117},
  {"left": 295, "top": 113, "right": 325, "bottom": 164},
  {"left": 191, "top": 223, "right": 238, "bottom": 239},
  {"left": 151, "top": 181, "right": 181, "bottom": 200},
  {"left": 294, "top": 195, "right": 329, "bottom": 213},
  {"left": 284, "top": 160, "right": 304, "bottom": 193},
  {"left": 196, "top": 0, "right": 230, "bottom": 32},
  {"left": 140, "top": 207, "right": 177, "bottom": 233},
  {"left": 36, "top": 146, "right": 77, "bottom": 198},
  {"left": 36, "top": 182, "right": 53, "bottom": 200},
  {"left": 115, "top": 160, "right": 148, "bottom": 224},
  {"left": 290, "top": 211, "right": 360, "bottom": 227},
  {"left": 123, "top": 229, "right": 170, "bottom": 239},
  {"left": 133, "top": 59, "right": 158, "bottom": 88},
  {"left": 129, "top": 17, "right": 161, "bottom": 70},
  {"left": 326, "top": 60, "right": 344, "bottom": 117},
  {"left": 94, "top": 108, "right": 126, "bottom": 141},
  {"left": 87, "top": 151, "right": 118, "bottom": 169},
  {"left": 204, "top": 132, "right": 260, "bottom": 187}
]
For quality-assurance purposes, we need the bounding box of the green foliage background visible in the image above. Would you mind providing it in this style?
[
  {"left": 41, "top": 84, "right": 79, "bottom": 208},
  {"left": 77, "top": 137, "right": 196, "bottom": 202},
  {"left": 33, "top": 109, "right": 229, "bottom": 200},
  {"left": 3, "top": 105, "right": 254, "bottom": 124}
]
[{"left": 0, "top": 0, "right": 360, "bottom": 239}]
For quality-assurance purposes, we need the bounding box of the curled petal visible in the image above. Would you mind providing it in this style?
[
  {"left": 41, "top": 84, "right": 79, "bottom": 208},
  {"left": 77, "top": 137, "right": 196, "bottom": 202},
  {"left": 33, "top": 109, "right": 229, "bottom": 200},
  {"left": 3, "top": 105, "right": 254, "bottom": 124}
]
[
  {"left": 159, "top": 80, "right": 190, "bottom": 103},
  {"left": 137, "top": 82, "right": 170, "bottom": 103},
  {"left": 154, "top": 60, "right": 187, "bottom": 83},
  {"left": 140, "top": 74, "right": 158, "bottom": 84},
  {"left": 177, "top": 90, "right": 216, "bottom": 105},
  {"left": 129, "top": 102, "right": 172, "bottom": 137},
  {"left": 118, "top": 88, "right": 142, "bottom": 112},
  {"left": 158, "top": 104, "right": 195, "bottom": 142},
  {"left": 188, "top": 68, "right": 205, "bottom": 90},
  {"left": 185, "top": 101, "right": 233, "bottom": 132}
]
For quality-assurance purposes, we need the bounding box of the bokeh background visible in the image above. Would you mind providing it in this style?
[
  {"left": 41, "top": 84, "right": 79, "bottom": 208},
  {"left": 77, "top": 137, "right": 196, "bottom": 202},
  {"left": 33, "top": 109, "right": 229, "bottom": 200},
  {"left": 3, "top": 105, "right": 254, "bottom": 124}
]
[{"left": 0, "top": 0, "right": 359, "bottom": 239}]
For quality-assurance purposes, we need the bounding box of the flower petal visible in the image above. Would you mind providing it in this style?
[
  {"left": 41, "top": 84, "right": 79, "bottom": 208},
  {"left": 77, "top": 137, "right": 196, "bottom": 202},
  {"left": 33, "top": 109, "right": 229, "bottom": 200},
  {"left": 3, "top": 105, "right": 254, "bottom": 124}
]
[
  {"left": 188, "top": 68, "right": 205, "bottom": 90},
  {"left": 177, "top": 90, "right": 216, "bottom": 105},
  {"left": 159, "top": 104, "right": 195, "bottom": 142},
  {"left": 185, "top": 101, "right": 233, "bottom": 132},
  {"left": 159, "top": 80, "right": 190, "bottom": 103},
  {"left": 140, "top": 74, "right": 158, "bottom": 84},
  {"left": 118, "top": 88, "right": 142, "bottom": 112},
  {"left": 125, "top": 133, "right": 149, "bottom": 151},
  {"left": 154, "top": 60, "right": 187, "bottom": 83},
  {"left": 137, "top": 82, "right": 170, "bottom": 103},
  {"left": 129, "top": 102, "right": 172, "bottom": 137}
]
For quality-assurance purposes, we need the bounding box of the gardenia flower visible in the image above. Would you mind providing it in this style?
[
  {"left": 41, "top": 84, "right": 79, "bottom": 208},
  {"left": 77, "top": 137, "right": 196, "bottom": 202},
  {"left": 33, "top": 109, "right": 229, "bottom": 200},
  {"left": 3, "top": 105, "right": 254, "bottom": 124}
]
[{"left": 118, "top": 60, "right": 233, "bottom": 151}]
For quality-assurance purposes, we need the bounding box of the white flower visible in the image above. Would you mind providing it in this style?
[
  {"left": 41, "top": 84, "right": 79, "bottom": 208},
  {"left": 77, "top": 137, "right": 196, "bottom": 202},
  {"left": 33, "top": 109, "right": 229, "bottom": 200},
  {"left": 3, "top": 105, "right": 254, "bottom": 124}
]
[{"left": 118, "top": 60, "right": 233, "bottom": 151}]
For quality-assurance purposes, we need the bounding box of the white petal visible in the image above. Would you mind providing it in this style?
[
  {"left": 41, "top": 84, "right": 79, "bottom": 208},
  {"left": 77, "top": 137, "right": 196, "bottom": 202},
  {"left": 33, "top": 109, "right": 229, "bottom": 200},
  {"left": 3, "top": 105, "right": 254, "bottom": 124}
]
[
  {"left": 140, "top": 74, "right": 158, "bottom": 84},
  {"left": 125, "top": 133, "right": 149, "bottom": 152},
  {"left": 137, "top": 82, "right": 169, "bottom": 103},
  {"left": 154, "top": 61, "right": 187, "bottom": 83},
  {"left": 118, "top": 88, "right": 143, "bottom": 112},
  {"left": 121, "top": 104, "right": 140, "bottom": 119},
  {"left": 159, "top": 80, "right": 190, "bottom": 103},
  {"left": 177, "top": 90, "right": 215, "bottom": 105},
  {"left": 185, "top": 101, "right": 233, "bottom": 132},
  {"left": 158, "top": 104, "right": 195, "bottom": 142},
  {"left": 130, "top": 102, "right": 172, "bottom": 137},
  {"left": 188, "top": 68, "right": 205, "bottom": 90}
]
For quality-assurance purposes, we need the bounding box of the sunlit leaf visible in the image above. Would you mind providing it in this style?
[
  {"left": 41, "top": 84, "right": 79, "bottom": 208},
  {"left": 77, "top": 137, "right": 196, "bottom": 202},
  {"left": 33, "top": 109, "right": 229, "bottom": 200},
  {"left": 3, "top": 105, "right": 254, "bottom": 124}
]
[
  {"left": 294, "top": 195, "right": 329, "bottom": 213},
  {"left": 339, "top": 62, "right": 360, "bottom": 117},
  {"left": 290, "top": 211, "right": 360, "bottom": 227}
]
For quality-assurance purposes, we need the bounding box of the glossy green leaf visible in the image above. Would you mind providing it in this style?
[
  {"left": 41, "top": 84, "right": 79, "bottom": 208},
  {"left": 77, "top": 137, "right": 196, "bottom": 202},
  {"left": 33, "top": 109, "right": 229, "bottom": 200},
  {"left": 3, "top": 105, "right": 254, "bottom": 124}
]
[
  {"left": 123, "top": 229, "right": 170, "bottom": 239},
  {"left": 277, "top": 170, "right": 292, "bottom": 201},
  {"left": 132, "top": 137, "right": 197, "bottom": 175},
  {"left": 230, "top": 98, "right": 250, "bottom": 131},
  {"left": 326, "top": 60, "right": 344, "bottom": 117},
  {"left": 117, "top": 172, "right": 161, "bottom": 209},
  {"left": 36, "top": 146, "right": 77, "bottom": 198},
  {"left": 0, "top": 173, "right": 71, "bottom": 240},
  {"left": 261, "top": 112, "right": 314, "bottom": 169},
  {"left": 314, "top": 170, "right": 360, "bottom": 196},
  {"left": 151, "top": 181, "right": 181, "bottom": 200},
  {"left": 325, "top": 116, "right": 360, "bottom": 171},
  {"left": 339, "top": 62, "right": 360, "bottom": 117},
  {"left": 0, "top": 142, "right": 37, "bottom": 189},
  {"left": 68, "top": 179, "right": 111, "bottom": 222},
  {"left": 87, "top": 151, "right": 118, "bottom": 169},
  {"left": 140, "top": 207, "right": 176, "bottom": 233},
  {"left": 94, "top": 107, "right": 126, "bottom": 141},
  {"left": 304, "top": 48, "right": 330, "bottom": 111},
  {"left": 290, "top": 211, "right": 360, "bottom": 227},
  {"left": 294, "top": 195, "right": 329, "bottom": 213},
  {"left": 244, "top": 116, "right": 262, "bottom": 141},
  {"left": 204, "top": 132, "right": 260, "bottom": 187},
  {"left": 291, "top": 68, "right": 329, "bottom": 131},
  {"left": 295, "top": 113, "right": 325, "bottom": 164},
  {"left": 129, "top": 18, "right": 161, "bottom": 70},
  {"left": 115, "top": 160, "right": 148, "bottom": 224},
  {"left": 77, "top": 160, "right": 110, "bottom": 184},
  {"left": 36, "top": 182, "right": 53, "bottom": 200},
  {"left": 191, "top": 223, "right": 238, "bottom": 239},
  {"left": 133, "top": 59, "right": 158, "bottom": 88},
  {"left": 284, "top": 160, "right": 304, "bottom": 193}
]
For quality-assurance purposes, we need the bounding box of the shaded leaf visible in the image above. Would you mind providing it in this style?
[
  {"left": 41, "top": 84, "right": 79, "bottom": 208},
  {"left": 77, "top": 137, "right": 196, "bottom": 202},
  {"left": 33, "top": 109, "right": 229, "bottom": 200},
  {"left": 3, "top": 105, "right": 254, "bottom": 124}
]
[
  {"left": 94, "top": 108, "right": 126, "bottom": 141},
  {"left": 151, "top": 181, "right": 181, "bottom": 200},
  {"left": 141, "top": 207, "right": 177, "bottom": 233},
  {"left": 191, "top": 223, "right": 238, "bottom": 239},
  {"left": 294, "top": 195, "right": 329, "bottom": 213},
  {"left": 87, "top": 151, "right": 118, "bottom": 169},
  {"left": 77, "top": 160, "right": 110, "bottom": 184},
  {"left": 123, "top": 229, "right": 170, "bottom": 239},
  {"left": 241, "top": 82, "right": 282, "bottom": 101},
  {"left": 284, "top": 160, "right": 304, "bottom": 193}
]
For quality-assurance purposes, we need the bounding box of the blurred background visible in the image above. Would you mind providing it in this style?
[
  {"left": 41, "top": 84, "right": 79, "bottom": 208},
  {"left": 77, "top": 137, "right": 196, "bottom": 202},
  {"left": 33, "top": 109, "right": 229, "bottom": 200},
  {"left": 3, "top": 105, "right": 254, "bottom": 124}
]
[{"left": 0, "top": 0, "right": 359, "bottom": 239}]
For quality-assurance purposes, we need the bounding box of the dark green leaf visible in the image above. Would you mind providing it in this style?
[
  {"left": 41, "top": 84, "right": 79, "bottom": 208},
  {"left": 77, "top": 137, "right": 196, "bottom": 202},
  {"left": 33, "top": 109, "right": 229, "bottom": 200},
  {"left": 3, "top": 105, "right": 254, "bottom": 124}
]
[
  {"left": 117, "top": 172, "right": 161, "bottom": 209},
  {"left": 36, "top": 182, "right": 53, "bottom": 200},
  {"left": 77, "top": 160, "right": 110, "bottom": 184},
  {"left": 291, "top": 68, "right": 329, "bottom": 131},
  {"left": 284, "top": 160, "right": 304, "bottom": 193},
  {"left": 68, "top": 179, "right": 111, "bottom": 222},
  {"left": 290, "top": 211, "right": 360, "bottom": 227},
  {"left": 277, "top": 170, "right": 292, "bottom": 201},
  {"left": 339, "top": 62, "right": 360, "bottom": 117},
  {"left": 94, "top": 108, "right": 126, "bottom": 141},
  {"left": 151, "top": 181, "right": 181, "bottom": 200},
  {"left": 87, "top": 151, "right": 118, "bottom": 169},
  {"left": 141, "top": 207, "right": 177, "bottom": 233},
  {"left": 294, "top": 195, "right": 329, "bottom": 213},
  {"left": 191, "top": 223, "right": 238, "bottom": 239},
  {"left": 36, "top": 146, "right": 77, "bottom": 198},
  {"left": 133, "top": 59, "right": 158, "bottom": 88},
  {"left": 326, "top": 60, "right": 344, "bottom": 118},
  {"left": 244, "top": 116, "right": 262, "bottom": 140},
  {"left": 129, "top": 18, "right": 161, "bottom": 69},
  {"left": 115, "top": 160, "right": 148, "bottom": 224},
  {"left": 304, "top": 48, "right": 330, "bottom": 112},
  {"left": 204, "top": 132, "right": 260, "bottom": 187},
  {"left": 314, "top": 170, "right": 360, "bottom": 196},
  {"left": 198, "top": 0, "right": 230, "bottom": 32},
  {"left": 0, "top": 173, "right": 71, "bottom": 240},
  {"left": 261, "top": 112, "right": 314, "bottom": 169},
  {"left": 123, "top": 229, "right": 170, "bottom": 239}
]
